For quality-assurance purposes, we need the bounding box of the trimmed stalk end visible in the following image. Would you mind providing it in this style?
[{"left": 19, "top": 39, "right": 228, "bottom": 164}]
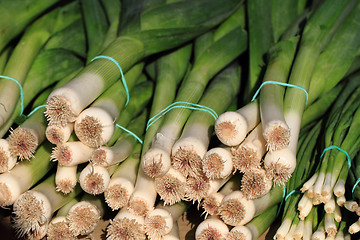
[
  {"left": 0, "top": 139, "right": 17, "bottom": 173},
  {"left": 105, "top": 180, "right": 133, "bottom": 210},
  {"left": 107, "top": 218, "right": 146, "bottom": 240},
  {"left": 241, "top": 168, "right": 272, "bottom": 199},
  {"left": 8, "top": 127, "right": 38, "bottom": 160},
  {"left": 155, "top": 169, "right": 186, "bottom": 205},
  {"left": 263, "top": 122, "right": 290, "bottom": 151},
  {"left": 215, "top": 111, "right": 248, "bottom": 147},
  {"left": 45, "top": 95, "right": 77, "bottom": 127},
  {"left": 67, "top": 201, "right": 101, "bottom": 236},
  {"left": 172, "top": 147, "right": 203, "bottom": 178},
  {"left": 231, "top": 146, "right": 261, "bottom": 173}
]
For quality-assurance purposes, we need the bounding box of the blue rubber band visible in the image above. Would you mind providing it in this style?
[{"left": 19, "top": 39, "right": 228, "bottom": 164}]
[
  {"left": 251, "top": 81, "right": 309, "bottom": 104},
  {"left": 27, "top": 104, "right": 47, "bottom": 117},
  {"left": 352, "top": 177, "right": 360, "bottom": 199},
  {"left": 276, "top": 187, "right": 301, "bottom": 217},
  {"left": 91, "top": 56, "right": 129, "bottom": 106},
  {"left": 146, "top": 101, "right": 218, "bottom": 130},
  {"left": 0, "top": 75, "right": 24, "bottom": 116},
  {"left": 320, "top": 145, "right": 351, "bottom": 169},
  {"left": 115, "top": 124, "right": 143, "bottom": 144}
]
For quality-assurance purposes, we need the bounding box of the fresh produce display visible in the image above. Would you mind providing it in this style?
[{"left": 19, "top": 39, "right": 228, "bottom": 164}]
[{"left": 0, "top": 0, "right": 360, "bottom": 239}]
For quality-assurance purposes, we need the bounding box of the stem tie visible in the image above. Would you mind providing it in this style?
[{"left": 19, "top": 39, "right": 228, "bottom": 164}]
[
  {"left": 146, "top": 101, "right": 218, "bottom": 130},
  {"left": 276, "top": 187, "right": 301, "bottom": 217},
  {"left": 115, "top": 124, "right": 143, "bottom": 144},
  {"left": 27, "top": 104, "right": 47, "bottom": 117},
  {"left": 352, "top": 177, "right": 360, "bottom": 199},
  {"left": 0, "top": 75, "right": 24, "bottom": 116},
  {"left": 251, "top": 81, "right": 308, "bottom": 104},
  {"left": 321, "top": 145, "right": 351, "bottom": 168},
  {"left": 91, "top": 56, "right": 129, "bottom": 106}
]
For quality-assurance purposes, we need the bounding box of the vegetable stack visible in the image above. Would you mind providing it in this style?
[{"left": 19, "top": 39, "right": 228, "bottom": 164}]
[{"left": 0, "top": 0, "right": 360, "bottom": 239}]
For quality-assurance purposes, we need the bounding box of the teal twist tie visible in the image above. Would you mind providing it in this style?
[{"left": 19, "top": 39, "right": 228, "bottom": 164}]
[
  {"left": 251, "top": 81, "right": 309, "bottom": 104},
  {"left": 27, "top": 104, "right": 47, "bottom": 117},
  {"left": 276, "top": 187, "right": 301, "bottom": 217},
  {"left": 352, "top": 177, "right": 360, "bottom": 199},
  {"left": 115, "top": 124, "right": 143, "bottom": 144},
  {"left": 320, "top": 145, "right": 351, "bottom": 169},
  {"left": 91, "top": 56, "right": 129, "bottom": 106},
  {"left": 146, "top": 101, "right": 218, "bottom": 131},
  {"left": 0, "top": 75, "right": 24, "bottom": 116}
]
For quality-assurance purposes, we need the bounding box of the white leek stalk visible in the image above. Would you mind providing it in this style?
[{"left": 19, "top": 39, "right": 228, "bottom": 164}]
[
  {"left": 51, "top": 141, "right": 94, "bottom": 166},
  {"left": 155, "top": 167, "right": 186, "bottom": 205},
  {"left": 90, "top": 139, "right": 133, "bottom": 167},
  {"left": 105, "top": 147, "right": 140, "bottom": 210},
  {"left": 231, "top": 123, "right": 266, "bottom": 173},
  {"left": 46, "top": 198, "right": 78, "bottom": 240},
  {"left": 144, "top": 201, "right": 187, "bottom": 240},
  {"left": 227, "top": 225, "right": 252, "bottom": 240},
  {"left": 195, "top": 216, "right": 229, "bottom": 240},
  {"left": 128, "top": 166, "right": 157, "bottom": 216},
  {"left": 45, "top": 122, "right": 74, "bottom": 145},
  {"left": 67, "top": 194, "right": 106, "bottom": 236},
  {"left": 0, "top": 139, "right": 17, "bottom": 173},
  {"left": 201, "top": 175, "right": 241, "bottom": 217},
  {"left": 215, "top": 102, "right": 260, "bottom": 147},
  {"left": 55, "top": 163, "right": 77, "bottom": 194},
  {"left": 106, "top": 207, "right": 146, "bottom": 240},
  {"left": 202, "top": 147, "right": 233, "bottom": 179},
  {"left": 79, "top": 163, "right": 110, "bottom": 195},
  {"left": 241, "top": 168, "right": 272, "bottom": 199}
]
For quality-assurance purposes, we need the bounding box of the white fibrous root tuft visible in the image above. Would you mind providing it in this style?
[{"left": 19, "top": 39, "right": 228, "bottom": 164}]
[
  {"left": 46, "top": 217, "right": 76, "bottom": 240},
  {"left": 201, "top": 192, "right": 224, "bottom": 217},
  {"left": 79, "top": 164, "right": 110, "bottom": 195},
  {"left": 67, "top": 201, "right": 101, "bottom": 236},
  {"left": 107, "top": 208, "right": 145, "bottom": 240},
  {"left": 128, "top": 198, "right": 151, "bottom": 217},
  {"left": 45, "top": 123, "right": 73, "bottom": 145},
  {"left": 155, "top": 167, "right": 186, "bottom": 205},
  {"left": 105, "top": 178, "right": 134, "bottom": 210},
  {"left": 264, "top": 148, "right": 296, "bottom": 186},
  {"left": 172, "top": 147, "right": 203, "bottom": 178},
  {"left": 13, "top": 191, "right": 51, "bottom": 237},
  {"left": 142, "top": 148, "right": 171, "bottom": 178},
  {"left": 226, "top": 225, "right": 252, "bottom": 240},
  {"left": 107, "top": 218, "right": 145, "bottom": 240},
  {"left": 144, "top": 210, "right": 171, "bottom": 240},
  {"left": 45, "top": 95, "right": 77, "bottom": 127},
  {"left": 214, "top": 110, "right": 251, "bottom": 147},
  {"left": 263, "top": 122, "right": 290, "bottom": 152},
  {"left": 219, "top": 191, "right": 255, "bottom": 226},
  {"left": 241, "top": 168, "right": 272, "bottom": 199},
  {"left": 231, "top": 146, "right": 261, "bottom": 173},
  {"left": 0, "top": 139, "right": 17, "bottom": 173},
  {"left": 74, "top": 107, "right": 114, "bottom": 148},
  {"left": 89, "top": 148, "right": 108, "bottom": 166},
  {"left": 195, "top": 217, "right": 229, "bottom": 240},
  {"left": 8, "top": 127, "right": 38, "bottom": 160},
  {"left": 185, "top": 175, "right": 210, "bottom": 203},
  {"left": 202, "top": 148, "right": 233, "bottom": 179}
]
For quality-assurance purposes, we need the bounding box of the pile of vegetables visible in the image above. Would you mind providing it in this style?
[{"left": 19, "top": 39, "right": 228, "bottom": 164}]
[{"left": 0, "top": 0, "right": 360, "bottom": 239}]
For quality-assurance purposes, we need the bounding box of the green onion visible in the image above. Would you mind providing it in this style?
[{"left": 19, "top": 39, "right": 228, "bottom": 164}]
[
  {"left": 142, "top": 16, "right": 247, "bottom": 178},
  {"left": 0, "top": 141, "right": 55, "bottom": 207},
  {"left": 171, "top": 62, "right": 241, "bottom": 179},
  {"left": 45, "top": 0, "right": 242, "bottom": 127},
  {"left": 104, "top": 144, "right": 141, "bottom": 210},
  {"left": 142, "top": 44, "right": 192, "bottom": 154},
  {"left": 12, "top": 172, "right": 82, "bottom": 237},
  {"left": 66, "top": 194, "right": 107, "bottom": 236}
]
